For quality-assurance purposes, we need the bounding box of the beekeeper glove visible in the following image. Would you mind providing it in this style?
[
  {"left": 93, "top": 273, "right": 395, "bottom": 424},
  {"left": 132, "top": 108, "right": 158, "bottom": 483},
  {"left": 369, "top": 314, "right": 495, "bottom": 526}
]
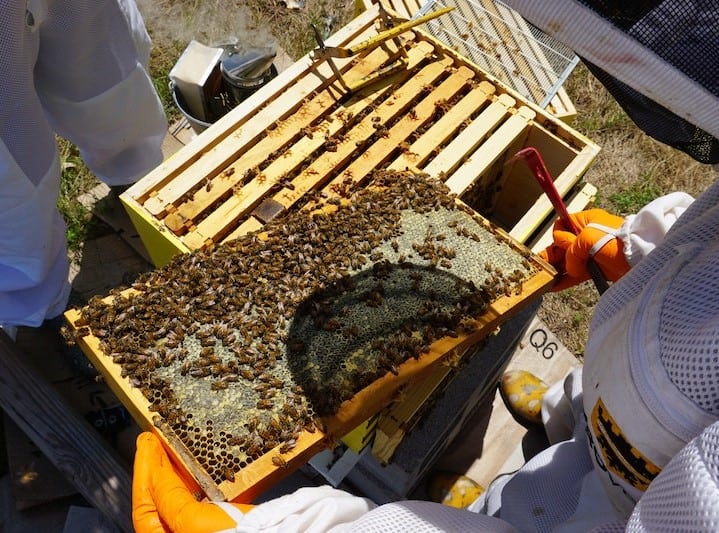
[
  {"left": 132, "top": 432, "right": 254, "bottom": 533},
  {"left": 539, "top": 209, "right": 630, "bottom": 291}
]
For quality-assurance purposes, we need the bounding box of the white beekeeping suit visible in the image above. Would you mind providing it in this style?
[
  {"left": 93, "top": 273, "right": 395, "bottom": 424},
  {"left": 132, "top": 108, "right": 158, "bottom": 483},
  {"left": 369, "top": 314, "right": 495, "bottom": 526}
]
[{"left": 0, "top": 0, "right": 166, "bottom": 331}]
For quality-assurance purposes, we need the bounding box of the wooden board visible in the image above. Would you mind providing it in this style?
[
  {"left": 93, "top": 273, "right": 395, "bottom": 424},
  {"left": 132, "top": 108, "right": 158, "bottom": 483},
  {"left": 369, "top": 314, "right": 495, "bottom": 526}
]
[
  {"left": 122, "top": 5, "right": 598, "bottom": 268},
  {"left": 0, "top": 331, "right": 132, "bottom": 532}
]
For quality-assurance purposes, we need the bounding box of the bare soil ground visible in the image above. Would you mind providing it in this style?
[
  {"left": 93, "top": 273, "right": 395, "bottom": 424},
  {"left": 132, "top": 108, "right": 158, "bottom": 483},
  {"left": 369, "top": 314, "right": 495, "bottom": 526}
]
[{"left": 136, "top": 1, "right": 717, "bottom": 356}]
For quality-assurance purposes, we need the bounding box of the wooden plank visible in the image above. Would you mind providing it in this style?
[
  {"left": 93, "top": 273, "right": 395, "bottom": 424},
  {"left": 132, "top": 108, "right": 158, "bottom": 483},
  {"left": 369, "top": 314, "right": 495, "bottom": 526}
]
[
  {"left": 507, "top": 144, "right": 596, "bottom": 243},
  {"left": 493, "top": 1, "right": 562, "bottom": 98},
  {"left": 388, "top": 81, "right": 499, "bottom": 171},
  {"left": 443, "top": 105, "right": 535, "bottom": 195},
  {"left": 0, "top": 331, "right": 132, "bottom": 532},
  {"left": 372, "top": 363, "right": 454, "bottom": 463},
  {"left": 419, "top": 93, "right": 515, "bottom": 180}
]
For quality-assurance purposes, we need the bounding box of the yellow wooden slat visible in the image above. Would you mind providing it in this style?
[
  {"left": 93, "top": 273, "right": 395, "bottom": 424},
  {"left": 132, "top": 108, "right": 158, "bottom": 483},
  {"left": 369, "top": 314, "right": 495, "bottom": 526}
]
[
  {"left": 320, "top": 65, "right": 476, "bottom": 194},
  {"left": 420, "top": 93, "right": 515, "bottom": 180},
  {"left": 372, "top": 364, "right": 453, "bottom": 463},
  {"left": 198, "top": 51, "right": 453, "bottom": 248},
  {"left": 388, "top": 80, "right": 498, "bottom": 171},
  {"left": 138, "top": 10, "right": 382, "bottom": 216},
  {"left": 443, "top": 105, "right": 535, "bottom": 195},
  {"left": 163, "top": 42, "right": 429, "bottom": 236}
]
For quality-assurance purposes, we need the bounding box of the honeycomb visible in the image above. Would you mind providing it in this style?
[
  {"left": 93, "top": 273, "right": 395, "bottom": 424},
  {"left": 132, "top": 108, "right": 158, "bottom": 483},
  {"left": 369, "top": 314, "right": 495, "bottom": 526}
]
[{"left": 71, "top": 170, "right": 534, "bottom": 485}]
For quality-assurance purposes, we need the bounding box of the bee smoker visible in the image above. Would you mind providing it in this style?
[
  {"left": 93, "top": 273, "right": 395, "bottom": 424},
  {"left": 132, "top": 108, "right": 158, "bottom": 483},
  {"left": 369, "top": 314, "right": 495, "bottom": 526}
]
[
  {"left": 170, "top": 41, "right": 278, "bottom": 134},
  {"left": 219, "top": 46, "right": 278, "bottom": 107}
]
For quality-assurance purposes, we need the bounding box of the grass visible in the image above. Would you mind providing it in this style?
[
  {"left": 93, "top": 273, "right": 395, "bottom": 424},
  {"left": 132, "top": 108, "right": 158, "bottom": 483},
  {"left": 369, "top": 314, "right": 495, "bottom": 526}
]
[
  {"left": 608, "top": 177, "right": 661, "bottom": 215},
  {"left": 57, "top": 141, "right": 103, "bottom": 258}
]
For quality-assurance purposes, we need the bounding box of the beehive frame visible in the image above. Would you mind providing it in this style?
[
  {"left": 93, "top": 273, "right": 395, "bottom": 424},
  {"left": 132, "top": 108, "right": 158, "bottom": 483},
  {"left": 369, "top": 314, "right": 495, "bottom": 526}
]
[
  {"left": 70, "top": 5, "right": 598, "bottom": 502},
  {"left": 66, "top": 170, "right": 554, "bottom": 502}
]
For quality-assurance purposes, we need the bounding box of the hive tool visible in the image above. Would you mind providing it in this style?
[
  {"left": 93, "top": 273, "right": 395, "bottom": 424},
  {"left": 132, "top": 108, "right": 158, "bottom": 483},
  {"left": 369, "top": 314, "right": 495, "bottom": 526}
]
[{"left": 310, "top": 3, "right": 454, "bottom": 92}]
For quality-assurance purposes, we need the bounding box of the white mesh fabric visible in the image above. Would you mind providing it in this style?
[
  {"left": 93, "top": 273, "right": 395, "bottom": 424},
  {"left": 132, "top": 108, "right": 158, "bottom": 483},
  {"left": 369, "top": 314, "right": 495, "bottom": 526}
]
[
  {"left": 626, "top": 421, "right": 719, "bottom": 531},
  {"left": 659, "top": 247, "right": 719, "bottom": 414},
  {"left": 34, "top": 0, "right": 166, "bottom": 185},
  {"left": 0, "top": 2, "right": 57, "bottom": 184},
  {"left": 347, "top": 501, "right": 519, "bottom": 532},
  {"left": 593, "top": 177, "right": 719, "bottom": 415},
  {"left": 36, "top": 0, "right": 138, "bottom": 101},
  {"left": 0, "top": 1, "right": 164, "bottom": 326}
]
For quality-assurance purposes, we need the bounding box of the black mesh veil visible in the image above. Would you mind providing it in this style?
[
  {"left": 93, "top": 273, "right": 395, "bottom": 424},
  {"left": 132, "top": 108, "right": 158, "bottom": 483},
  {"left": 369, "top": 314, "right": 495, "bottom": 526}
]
[
  {"left": 505, "top": 0, "right": 719, "bottom": 164},
  {"left": 583, "top": 61, "right": 719, "bottom": 164}
]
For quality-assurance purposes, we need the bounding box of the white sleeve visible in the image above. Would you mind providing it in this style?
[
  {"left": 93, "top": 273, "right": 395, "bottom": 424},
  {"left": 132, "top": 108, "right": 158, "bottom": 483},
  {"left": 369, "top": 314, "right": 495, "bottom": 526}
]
[
  {"left": 347, "top": 500, "right": 520, "bottom": 532},
  {"left": 34, "top": 0, "right": 166, "bottom": 186},
  {"left": 617, "top": 192, "right": 694, "bottom": 266},
  {"left": 220, "top": 486, "right": 376, "bottom": 533}
]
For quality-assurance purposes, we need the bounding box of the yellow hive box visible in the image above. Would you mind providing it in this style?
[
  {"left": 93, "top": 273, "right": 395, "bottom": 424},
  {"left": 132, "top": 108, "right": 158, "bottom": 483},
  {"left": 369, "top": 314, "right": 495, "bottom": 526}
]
[{"left": 121, "top": 6, "right": 598, "bottom": 268}]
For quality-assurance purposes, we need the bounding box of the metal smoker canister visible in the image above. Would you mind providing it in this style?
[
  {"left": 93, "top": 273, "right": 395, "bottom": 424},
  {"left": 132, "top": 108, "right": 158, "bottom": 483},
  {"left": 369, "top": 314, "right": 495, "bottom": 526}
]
[{"left": 220, "top": 48, "right": 278, "bottom": 104}]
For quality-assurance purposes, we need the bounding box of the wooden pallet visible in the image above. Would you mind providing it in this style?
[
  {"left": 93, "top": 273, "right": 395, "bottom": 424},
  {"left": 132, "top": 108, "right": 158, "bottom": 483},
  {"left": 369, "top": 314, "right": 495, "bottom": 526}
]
[{"left": 122, "top": 6, "right": 597, "bottom": 268}]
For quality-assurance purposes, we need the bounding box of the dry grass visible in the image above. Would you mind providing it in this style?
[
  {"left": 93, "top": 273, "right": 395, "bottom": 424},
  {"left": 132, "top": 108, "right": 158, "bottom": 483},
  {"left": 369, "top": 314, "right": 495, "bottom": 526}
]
[{"left": 132, "top": 2, "right": 716, "bottom": 356}]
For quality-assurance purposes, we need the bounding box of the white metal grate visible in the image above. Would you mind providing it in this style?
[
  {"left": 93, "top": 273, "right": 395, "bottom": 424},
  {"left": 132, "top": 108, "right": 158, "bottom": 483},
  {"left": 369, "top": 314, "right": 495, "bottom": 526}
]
[{"left": 411, "top": 0, "right": 579, "bottom": 108}]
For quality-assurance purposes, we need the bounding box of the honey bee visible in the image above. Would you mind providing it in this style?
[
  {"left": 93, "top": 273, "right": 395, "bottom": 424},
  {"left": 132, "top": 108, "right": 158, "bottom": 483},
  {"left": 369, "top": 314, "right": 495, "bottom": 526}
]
[
  {"left": 245, "top": 442, "right": 262, "bottom": 458},
  {"left": 222, "top": 467, "right": 235, "bottom": 482},
  {"left": 279, "top": 439, "right": 297, "bottom": 454},
  {"left": 227, "top": 435, "right": 245, "bottom": 447},
  {"left": 271, "top": 455, "right": 288, "bottom": 469},
  {"left": 245, "top": 416, "right": 260, "bottom": 432},
  {"left": 257, "top": 399, "right": 274, "bottom": 409}
]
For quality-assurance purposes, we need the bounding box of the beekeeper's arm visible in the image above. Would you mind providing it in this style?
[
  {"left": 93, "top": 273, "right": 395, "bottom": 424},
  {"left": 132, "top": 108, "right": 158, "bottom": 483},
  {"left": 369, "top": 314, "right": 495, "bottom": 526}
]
[
  {"left": 539, "top": 193, "right": 693, "bottom": 290},
  {"left": 0, "top": 1, "right": 166, "bottom": 329},
  {"left": 34, "top": 0, "right": 166, "bottom": 185},
  {"left": 132, "top": 432, "right": 376, "bottom": 533}
]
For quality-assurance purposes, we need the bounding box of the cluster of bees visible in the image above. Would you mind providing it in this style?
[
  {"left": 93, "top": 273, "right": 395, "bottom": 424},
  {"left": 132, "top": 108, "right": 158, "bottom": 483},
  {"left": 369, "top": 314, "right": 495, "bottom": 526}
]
[{"left": 70, "top": 170, "right": 534, "bottom": 486}]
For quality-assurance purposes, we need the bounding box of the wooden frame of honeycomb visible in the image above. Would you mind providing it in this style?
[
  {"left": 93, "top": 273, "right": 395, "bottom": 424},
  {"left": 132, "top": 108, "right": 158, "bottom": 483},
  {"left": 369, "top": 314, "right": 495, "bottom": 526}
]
[{"left": 65, "top": 171, "right": 554, "bottom": 501}]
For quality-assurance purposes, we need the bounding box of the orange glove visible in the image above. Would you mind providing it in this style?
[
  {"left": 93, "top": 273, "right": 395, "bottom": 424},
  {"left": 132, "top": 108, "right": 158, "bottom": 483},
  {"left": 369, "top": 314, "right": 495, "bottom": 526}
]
[
  {"left": 539, "top": 209, "right": 630, "bottom": 291},
  {"left": 132, "top": 432, "right": 254, "bottom": 533}
]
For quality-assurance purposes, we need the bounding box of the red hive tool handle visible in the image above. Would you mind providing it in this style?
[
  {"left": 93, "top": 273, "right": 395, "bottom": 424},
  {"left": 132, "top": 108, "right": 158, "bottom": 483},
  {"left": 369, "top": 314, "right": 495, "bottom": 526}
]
[
  {"left": 509, "top": 147, "right": 610, "bottom": 294},
  {"left": 512, "top": 147, "right": 581, "bottom": 234}
]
